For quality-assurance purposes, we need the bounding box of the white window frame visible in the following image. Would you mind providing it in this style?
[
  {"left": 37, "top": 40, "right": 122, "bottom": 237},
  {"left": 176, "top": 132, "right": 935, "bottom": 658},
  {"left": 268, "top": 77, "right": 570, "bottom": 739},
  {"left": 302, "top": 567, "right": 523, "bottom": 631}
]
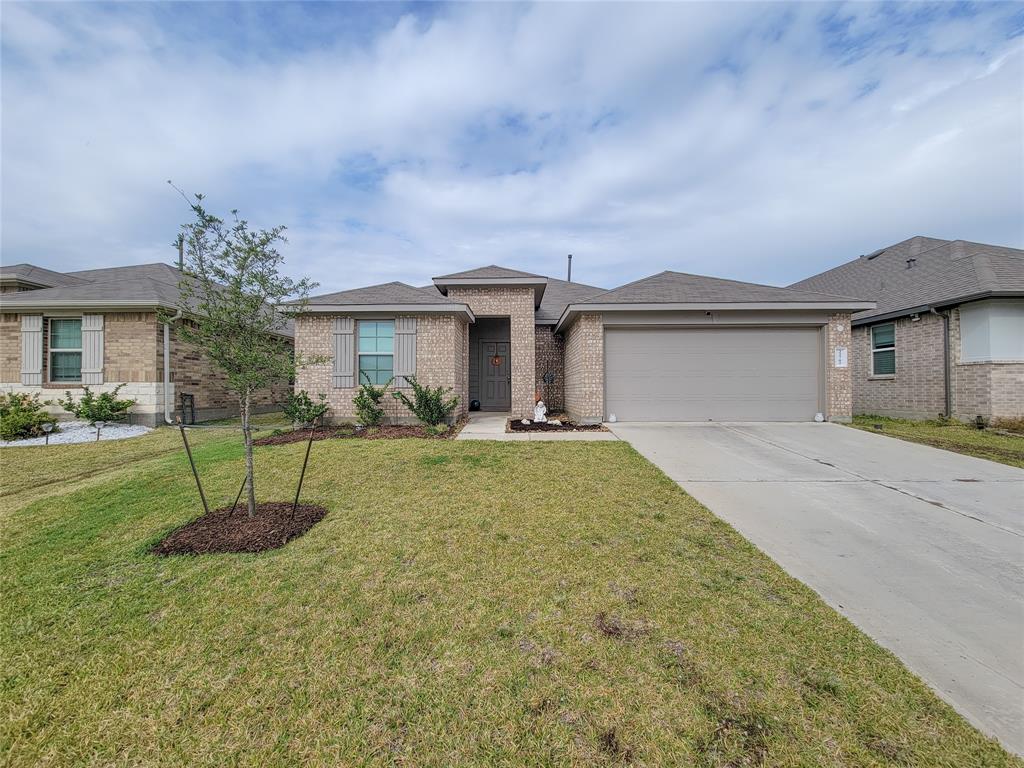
[
  {"left": 48, "top": 317, "right": 83, "bottom": 384},
  {"left": 870, "top": 322, "right": 896, "bottom": 378}
]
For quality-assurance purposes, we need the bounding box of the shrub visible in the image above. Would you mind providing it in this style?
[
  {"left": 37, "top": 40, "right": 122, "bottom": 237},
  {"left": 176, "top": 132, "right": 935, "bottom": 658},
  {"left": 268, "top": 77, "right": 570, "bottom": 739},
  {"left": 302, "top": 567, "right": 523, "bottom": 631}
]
[
  {"left": 283, "top": 390, "right": 329, "bottom": 427},
  {"left": 57, "top": 385, "right": 136, "bottom": 423},
  {"left": 391, "top": 375, "right": 459, "bottom": 426},
  {"left": 0, "top": 393, "right": 54, "bottom": 441},
  {"left": 353, "top": 373, "right": 390, "bottom": 426}
]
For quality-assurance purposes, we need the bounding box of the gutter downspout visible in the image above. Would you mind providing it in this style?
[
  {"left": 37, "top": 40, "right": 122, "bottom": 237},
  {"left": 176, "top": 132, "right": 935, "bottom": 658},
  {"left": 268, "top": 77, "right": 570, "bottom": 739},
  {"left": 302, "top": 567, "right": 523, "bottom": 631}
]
[
  {"left": 163, "top": 311, "right": 183, "bottom": 425},
  {"left": 930, "top": 308, "right": 951, "bottom": 418}
]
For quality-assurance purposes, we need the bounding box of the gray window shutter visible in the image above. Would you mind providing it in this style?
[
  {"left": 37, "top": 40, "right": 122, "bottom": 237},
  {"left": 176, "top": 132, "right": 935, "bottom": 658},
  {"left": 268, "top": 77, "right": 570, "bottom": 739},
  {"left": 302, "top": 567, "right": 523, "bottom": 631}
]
[
  {"left": 81, "top": 314, "right": 104, "bottom": 385},
  {"left": 332, "top": 317, "right": 354, "bottom": 388},
  {"left": 20, "top": 315, "right": 43, "bottom": 386},
  {"left": 393, "top": 317, "right": 417, "bottom": 387}
]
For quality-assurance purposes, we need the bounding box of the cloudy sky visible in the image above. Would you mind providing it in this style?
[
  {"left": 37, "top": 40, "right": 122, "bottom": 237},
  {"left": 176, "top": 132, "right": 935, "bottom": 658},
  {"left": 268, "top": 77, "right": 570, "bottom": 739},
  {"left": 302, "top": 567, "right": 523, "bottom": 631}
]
[{"left": 2, "top": 2, "right": 1022, "bottom": 293}]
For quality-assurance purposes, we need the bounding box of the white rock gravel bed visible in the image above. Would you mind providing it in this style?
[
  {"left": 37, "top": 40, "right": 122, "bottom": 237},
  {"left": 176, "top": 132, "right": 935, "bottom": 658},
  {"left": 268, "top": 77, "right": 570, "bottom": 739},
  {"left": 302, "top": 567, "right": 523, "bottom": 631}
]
[{"left": 0, "top": 420, "right": 152, "bottom": 447}]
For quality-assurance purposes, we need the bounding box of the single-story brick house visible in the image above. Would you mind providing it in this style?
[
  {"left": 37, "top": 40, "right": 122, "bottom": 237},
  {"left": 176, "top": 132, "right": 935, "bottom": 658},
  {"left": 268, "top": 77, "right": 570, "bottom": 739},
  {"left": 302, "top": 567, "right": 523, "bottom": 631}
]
[
  {"left": 790, "top": 237, "right": 1024, "bottom": 422},
  {"left": 295, "top": 265, "right": 873, "bottom": 424},
  {"left": 0, "top": 262, "right": 292, "bottom": 425}
]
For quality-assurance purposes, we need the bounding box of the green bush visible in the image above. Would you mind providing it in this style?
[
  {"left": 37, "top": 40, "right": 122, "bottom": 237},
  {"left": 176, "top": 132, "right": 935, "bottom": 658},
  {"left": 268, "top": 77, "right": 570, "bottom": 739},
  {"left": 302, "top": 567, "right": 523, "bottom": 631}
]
[
  {"left": 0, "top": 393, "right": 54, "bottom": 441},
  {"left": 57, "top": 385, "right": 136, "bottom": 423},
  {"left": 391, "top": 375, "right": 458, "bottom": 426},
  {"left": 353, "top": 373, "right": 390, "bottom": 426},
  {"left": 283, "top": 390, "right": 329, "bottom": 426}
]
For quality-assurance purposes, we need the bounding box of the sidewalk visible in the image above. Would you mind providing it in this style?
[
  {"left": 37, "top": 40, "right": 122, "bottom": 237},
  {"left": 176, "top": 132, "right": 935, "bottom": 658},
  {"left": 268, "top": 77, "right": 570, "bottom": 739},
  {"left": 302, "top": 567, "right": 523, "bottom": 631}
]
[{"left": 456, "top": 412, "right": 617, "bottom": 441}]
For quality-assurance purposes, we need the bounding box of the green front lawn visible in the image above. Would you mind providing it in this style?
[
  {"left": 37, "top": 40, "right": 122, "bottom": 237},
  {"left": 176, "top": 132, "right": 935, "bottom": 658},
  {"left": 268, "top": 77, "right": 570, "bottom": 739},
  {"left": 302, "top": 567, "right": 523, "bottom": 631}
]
[
  {"left": 850, "top": 414, "right": 1024, "bottom": 468},
  {"left": 1, "top": 429, "right": 1017, "bottom": 766}
]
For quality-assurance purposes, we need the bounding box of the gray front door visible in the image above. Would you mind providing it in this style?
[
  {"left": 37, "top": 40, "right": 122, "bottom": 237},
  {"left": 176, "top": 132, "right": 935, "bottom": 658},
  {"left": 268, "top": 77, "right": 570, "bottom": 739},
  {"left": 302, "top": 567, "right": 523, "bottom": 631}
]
[{"left": 480, "top": 340, "right": 511, "bottom": 410}]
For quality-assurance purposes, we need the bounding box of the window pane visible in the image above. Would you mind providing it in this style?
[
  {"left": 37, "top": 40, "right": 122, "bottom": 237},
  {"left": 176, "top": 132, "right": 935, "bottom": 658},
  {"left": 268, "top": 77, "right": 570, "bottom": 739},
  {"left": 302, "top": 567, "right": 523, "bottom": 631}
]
[
  {"left": 359, "top": 354, "right": 393, "bottom": 385},
  {"left": 873, "top": 349, "right": 895, "bottom": 376},
  {"left": 376, "top": 335, "right": 393, "bottom": 353},
  {"left": 872, "top": 324, "right": 894, "bottom": 348},
  {"left": 358, "top": 335, "right": 377, "bottom": 353},
  {"left": 51, "top": 319, "right": 82, "bottom": 349},
  {"left": 51, "top": 351, "right": 82, "bottom": 381}
]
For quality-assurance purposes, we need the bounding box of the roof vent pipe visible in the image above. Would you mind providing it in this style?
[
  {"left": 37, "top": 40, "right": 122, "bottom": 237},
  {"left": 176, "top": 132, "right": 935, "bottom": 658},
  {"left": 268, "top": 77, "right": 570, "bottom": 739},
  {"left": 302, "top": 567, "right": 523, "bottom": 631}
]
[
  {"left": 177, "top": 234, "right": 184, "bottom": 271},
  {"left": 567, "top": 254, "right": 572, "bottom": 282},
  {"left": 906, "top": 257, "right": 917, "bottom": 269}
]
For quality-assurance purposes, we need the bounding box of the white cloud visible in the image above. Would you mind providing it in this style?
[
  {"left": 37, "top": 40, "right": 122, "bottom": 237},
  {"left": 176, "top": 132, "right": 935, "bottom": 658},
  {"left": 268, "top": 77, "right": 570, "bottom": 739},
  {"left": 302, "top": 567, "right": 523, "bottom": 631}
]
[{"left": 2, "top": 2, "right": 1021, "bottom": 293}]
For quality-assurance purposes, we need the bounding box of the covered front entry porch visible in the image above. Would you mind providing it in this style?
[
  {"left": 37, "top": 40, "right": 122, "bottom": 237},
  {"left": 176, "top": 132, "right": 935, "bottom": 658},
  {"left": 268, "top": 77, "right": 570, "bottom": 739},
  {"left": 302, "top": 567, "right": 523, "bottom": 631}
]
[{"left": 468, "top": 317, "right": 511, "bottom": 411}]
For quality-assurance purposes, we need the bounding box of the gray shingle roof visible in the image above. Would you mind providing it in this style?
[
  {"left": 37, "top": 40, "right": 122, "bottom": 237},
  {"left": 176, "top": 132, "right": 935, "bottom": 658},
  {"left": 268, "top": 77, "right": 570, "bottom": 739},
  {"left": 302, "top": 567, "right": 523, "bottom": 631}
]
[
  {"left": 0, "top": 262, "right": 295, "bottom": 336},
  {"left": 577, "top": 270, "right": 867, "bottom": 305},
  {"left": 433, "top": 265, "right": 544, "bottom": 280},
  {"left": 535, "top": 277, "right": 604, "bottom": 323},
  {"left": 789, "top": 237, "right": 1024, "bottom": 322},
  {"left": 305, "top": 281, "right": 462, "bottom": 306},
  {"left": 0, "top": 263, "right": 87, "bottom": 288},
  {"left": 0, "top": 263, "right": 185, "bottom": 307}
]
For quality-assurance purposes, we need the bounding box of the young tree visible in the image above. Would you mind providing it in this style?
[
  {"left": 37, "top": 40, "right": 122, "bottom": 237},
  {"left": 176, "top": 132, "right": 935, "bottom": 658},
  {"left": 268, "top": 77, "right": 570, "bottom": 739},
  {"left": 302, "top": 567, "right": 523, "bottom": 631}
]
[{"left": 168, "top": 190, "right": 317, "bottom": 517}]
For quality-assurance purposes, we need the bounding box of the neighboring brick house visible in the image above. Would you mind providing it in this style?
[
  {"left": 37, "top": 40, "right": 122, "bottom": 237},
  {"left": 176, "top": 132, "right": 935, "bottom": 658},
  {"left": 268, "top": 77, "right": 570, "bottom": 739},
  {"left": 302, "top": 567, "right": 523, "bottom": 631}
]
[
  {"left": 295, "top": 265, "right": 870, "bottom": 424},
  {"left": 0, "top": 263, "right": 292, "bottom": 426},
  {"left": 791, "top": 237, "right": 1024, "bottom": 422}
]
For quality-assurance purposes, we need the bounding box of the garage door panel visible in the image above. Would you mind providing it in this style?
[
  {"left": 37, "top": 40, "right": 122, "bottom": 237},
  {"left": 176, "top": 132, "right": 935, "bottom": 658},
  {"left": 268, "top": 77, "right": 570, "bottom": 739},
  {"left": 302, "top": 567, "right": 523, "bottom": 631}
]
[{"left": 605, "top": 327, "right": 820, "bottom": 422}]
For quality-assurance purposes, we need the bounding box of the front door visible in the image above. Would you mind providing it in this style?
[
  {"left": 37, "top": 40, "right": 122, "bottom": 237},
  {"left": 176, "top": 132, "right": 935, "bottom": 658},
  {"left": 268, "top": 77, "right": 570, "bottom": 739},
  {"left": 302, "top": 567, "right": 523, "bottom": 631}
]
[{"left": 480, "top": 340, "right": 511, "bottom": 410}]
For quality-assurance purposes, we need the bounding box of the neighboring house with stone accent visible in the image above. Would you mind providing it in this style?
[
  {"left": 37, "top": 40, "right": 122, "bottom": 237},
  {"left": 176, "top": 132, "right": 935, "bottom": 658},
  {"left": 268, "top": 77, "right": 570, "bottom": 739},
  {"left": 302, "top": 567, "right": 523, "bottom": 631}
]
[
  {"left": 791, "top": 236, "right": 1024, "bottom": 422},
  {"left": 0, "top": 262, "right": 292, "bottom": 426},
  {"left": 295, "top": 265, "right": 871, "bottom": 424}
]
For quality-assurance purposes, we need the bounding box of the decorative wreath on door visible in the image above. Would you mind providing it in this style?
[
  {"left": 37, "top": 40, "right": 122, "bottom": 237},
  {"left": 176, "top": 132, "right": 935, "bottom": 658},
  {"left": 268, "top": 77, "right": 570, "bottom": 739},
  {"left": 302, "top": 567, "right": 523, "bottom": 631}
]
[{"left": 490, "top": 355, "right": 504, "bottom": 367}]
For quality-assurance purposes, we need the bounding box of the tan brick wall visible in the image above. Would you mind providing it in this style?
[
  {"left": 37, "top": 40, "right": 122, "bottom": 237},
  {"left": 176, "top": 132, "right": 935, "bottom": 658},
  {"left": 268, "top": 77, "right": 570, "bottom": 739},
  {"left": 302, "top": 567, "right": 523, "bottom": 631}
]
[
  {"left": 825, "top": 313, "right": 853, "bottom": 422},
  {"left": 852, "top": 312, "right": 947, "bottom": 420},
  {"left": 105, "top": 313, "right": 161, "bottom": 383},
  {"left": 165, "top": 320, "right": 290, "bottom": 418},
  {"left": 2, "top": 312, "right": 289, "bottom": 424},
  {"left": 447, "top": 286, "right": 536, "bottom": 419},
  {"left": 852, "top": 308, "right": 1024, "bottom": 421},
  {"left": 1, "top": 314, "right": 19, "bottom": 381},
  {"left": 534, "top": 325, "right": 565, "bottom": 411},
  {"left": 295, "top": 313, "right": 466, "bottom": 423},
  {"left": 948, "top": 307, "right": 1024, "bottom": 421},
  {"left": 563, "top": 313, "right": 603, "bottom": 423}
]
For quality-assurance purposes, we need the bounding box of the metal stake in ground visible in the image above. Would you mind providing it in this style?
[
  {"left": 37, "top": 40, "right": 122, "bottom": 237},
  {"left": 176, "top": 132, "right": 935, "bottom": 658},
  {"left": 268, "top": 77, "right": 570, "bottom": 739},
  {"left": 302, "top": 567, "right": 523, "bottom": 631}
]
[
  {"left": 292, "top": 423, "right": 317, "bottom": 518},
  {"left": 177, "top": 419, "right": 210, "bottom": 516},
  {"left": 229, "top": 475, "right": 247, "bottom": 515}
]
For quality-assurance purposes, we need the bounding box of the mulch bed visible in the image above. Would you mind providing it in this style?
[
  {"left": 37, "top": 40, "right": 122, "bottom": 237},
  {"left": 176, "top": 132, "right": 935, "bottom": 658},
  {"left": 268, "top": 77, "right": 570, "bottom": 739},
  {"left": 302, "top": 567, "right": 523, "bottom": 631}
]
[
  {"left": 508, "top": 419, "right": 606, "bottom": 432},
  {"left": 253, "top": 424, "right": 459, "bottom": 446},
  {"left": 151, "top": 502, "right": 328, "bottom": 555}
]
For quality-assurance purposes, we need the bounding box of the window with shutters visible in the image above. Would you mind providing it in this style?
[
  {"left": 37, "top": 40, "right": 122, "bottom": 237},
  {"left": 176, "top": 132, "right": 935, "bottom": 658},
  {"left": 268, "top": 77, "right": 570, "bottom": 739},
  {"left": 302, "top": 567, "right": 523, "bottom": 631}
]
[
  {"left": 49, "top": 318, "right": 82, "bottom": 383},
  {"left": 357, "top": 320, "right": 394, "bottom": 385},
  {"left": 870, "top": 323, "right": 895, "bottom": 377}
]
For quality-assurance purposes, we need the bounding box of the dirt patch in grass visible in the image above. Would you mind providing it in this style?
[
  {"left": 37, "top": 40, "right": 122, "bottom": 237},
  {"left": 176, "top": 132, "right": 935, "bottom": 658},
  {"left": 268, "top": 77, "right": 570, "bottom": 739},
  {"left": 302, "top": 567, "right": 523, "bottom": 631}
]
[
  {"left": 598, "top": 727, "right": 634, "bottom": 762},
  {"left": 151, "top": 502, "right": 327, "bottom": 555},
  {"left": 594, "top": 611, "right": 653, "bottom": 640},
  {"left": 508, "top": 419, "right": 606, "bottom": 432},
  {"left": 253, "top": 423, "right": 459, "bottom": 446}
]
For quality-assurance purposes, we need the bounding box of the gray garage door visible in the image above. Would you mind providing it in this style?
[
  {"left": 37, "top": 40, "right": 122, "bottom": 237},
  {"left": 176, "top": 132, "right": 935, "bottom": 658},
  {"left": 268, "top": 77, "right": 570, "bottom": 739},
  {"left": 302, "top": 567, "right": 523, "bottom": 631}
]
[{"left": 605, "top": 327, "right": 821, "bottom": 422}]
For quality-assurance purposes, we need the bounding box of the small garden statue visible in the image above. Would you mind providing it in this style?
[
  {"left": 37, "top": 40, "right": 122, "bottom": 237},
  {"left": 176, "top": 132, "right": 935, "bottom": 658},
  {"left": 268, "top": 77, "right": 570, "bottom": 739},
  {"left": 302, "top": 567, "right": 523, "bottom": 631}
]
[{"left": 533, "top": 399, "right": 547, "bottom": 423}]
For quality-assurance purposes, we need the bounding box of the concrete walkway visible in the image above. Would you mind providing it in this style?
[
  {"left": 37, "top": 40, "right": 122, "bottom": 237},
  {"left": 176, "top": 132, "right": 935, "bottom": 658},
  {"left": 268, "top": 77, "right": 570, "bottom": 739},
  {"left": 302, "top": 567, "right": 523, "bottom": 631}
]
[
  {"left": 456, "top": 412, "right": 617, "bottom": 441},
  {"left": 611, "top": 421, "right": 1024, "bottom": 754}
]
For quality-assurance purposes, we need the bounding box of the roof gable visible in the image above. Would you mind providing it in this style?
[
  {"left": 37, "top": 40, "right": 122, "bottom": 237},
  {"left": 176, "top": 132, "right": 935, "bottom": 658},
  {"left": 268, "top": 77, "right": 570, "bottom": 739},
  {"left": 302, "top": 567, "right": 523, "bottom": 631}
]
[
  {"left": 305, "top": 281, "right": 461, "bottom": 306},
  {"left": 433, "top": 265, "right": 544, "bottom": 280}
]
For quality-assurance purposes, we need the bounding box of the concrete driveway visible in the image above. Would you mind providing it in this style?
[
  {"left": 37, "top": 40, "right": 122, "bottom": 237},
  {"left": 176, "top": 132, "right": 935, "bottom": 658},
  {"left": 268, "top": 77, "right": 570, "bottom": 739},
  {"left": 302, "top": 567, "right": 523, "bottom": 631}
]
[{"left": 610, "top": 421, "right": 1024, "bottom": 754}]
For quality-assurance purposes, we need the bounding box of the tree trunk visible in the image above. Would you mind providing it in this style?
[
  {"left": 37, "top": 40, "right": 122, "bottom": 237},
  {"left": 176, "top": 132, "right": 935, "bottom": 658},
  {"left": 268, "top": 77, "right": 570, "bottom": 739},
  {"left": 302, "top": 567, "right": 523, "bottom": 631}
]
[{"left": 241, "top": 392, "right": 257, "bottom": 518}]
